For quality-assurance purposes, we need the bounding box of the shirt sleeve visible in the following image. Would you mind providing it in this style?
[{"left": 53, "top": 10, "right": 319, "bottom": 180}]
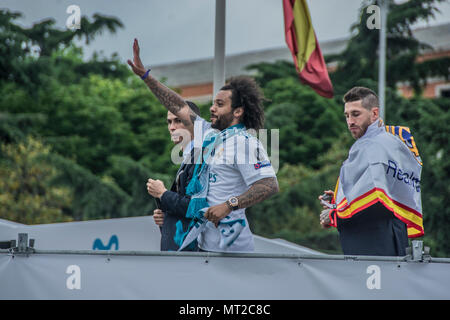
[{"left": 235, "top": 136, "right": 277, "bottom": 187}]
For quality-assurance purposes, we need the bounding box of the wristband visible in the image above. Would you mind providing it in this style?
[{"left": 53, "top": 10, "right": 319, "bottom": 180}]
[{"left": 141, "top": 69, "right": 151, "bottom": 80}]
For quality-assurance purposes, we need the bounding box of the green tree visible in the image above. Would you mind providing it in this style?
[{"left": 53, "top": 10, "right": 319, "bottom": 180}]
[
  {"left": 46, "top": 152, "right": 132, "bottom": 221},
  {"left": 329, "top": 0, "right": 449, "bottom": 96},
  {"left": 105, "top": 155, "right": 171, "bottom": 217},
  {"left": 0, "top": 10, "right": 180, "bottom": 223},
  {"left": 248, "top": 64, "right": 346, "bottom": 169},
  {"left": 0, "top": 9, "right": 126, "bottom": 91},
  {"left": 0, "top": 138, "right": 73, "bottom": 224}
]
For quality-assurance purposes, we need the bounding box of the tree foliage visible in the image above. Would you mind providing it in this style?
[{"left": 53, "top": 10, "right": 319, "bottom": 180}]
[
  {"left": 0, "top": 9, "right": 127, "bottom": 91},
  {"left": 0, "top": 9, "right": 175, "bottom": 223},
  {"left": 260, "top": 75, "right": 346, "bottom": 169},
  {"left": 329, "top": 0, "right": 449, "bottom": 95},
  {"left": 0, "top": 138, "right": 73, "bottom": 224}
]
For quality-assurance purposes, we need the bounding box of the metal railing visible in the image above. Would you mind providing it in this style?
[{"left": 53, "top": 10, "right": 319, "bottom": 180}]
[{"left": 1, "top": 233, "right": 450, "bottom": 264}]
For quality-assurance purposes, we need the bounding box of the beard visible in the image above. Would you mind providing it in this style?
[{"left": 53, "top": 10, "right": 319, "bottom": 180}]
[
  {"left": 349, "top": 117, "right": 372, "bottom": 139},
  {"left": 211, "top": 111, "right": 234, "bottom": 131}
]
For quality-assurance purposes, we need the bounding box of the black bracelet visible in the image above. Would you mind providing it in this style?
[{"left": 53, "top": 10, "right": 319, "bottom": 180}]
[{"left": 141, "top": 69, "right": 151, "bottom": 80}]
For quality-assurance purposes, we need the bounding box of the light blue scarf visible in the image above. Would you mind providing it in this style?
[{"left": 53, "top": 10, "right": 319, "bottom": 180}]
[{"left": 175, "top": 123, "right": 245, "bottom": 250}]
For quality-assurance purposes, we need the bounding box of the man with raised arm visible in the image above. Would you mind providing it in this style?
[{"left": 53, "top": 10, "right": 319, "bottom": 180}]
[{"left": 128, "top": 39, "right": 279, "bottom": 253}]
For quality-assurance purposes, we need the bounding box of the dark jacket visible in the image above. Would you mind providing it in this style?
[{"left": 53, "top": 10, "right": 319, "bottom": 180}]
[
  {"left": 158, "top": 151, "right": 198, "bottom": 251},
  {"left": 337, "top": 202, "right": 409, "bottom": 256}
]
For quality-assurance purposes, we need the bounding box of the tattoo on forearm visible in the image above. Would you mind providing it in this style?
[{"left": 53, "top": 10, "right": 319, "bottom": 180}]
[
  {"left": 143, "top": 76, "right": 196, "bottom": 127},
  {"left": 237, "top": 177, "right": 279, "bottom": 209},
  {"left": 144, "top": 76, "right": 185, "bottom": 112}
]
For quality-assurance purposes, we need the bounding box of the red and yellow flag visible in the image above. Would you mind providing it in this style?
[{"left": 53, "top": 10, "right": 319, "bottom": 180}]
[
  {"left": 334, "top": 187, "right": 424, "bottom": 238},
  {"left": 283, "top": 0, "right": 333, "bottom": 98}
]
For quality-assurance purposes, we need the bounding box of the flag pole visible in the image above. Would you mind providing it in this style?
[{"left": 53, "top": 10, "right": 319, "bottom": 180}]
[
  {"left": 213, "top": 0, "right": 226, "bottom": 96},
  {"left": 378, "top": 0, "right": 388, "bottom": 122}
]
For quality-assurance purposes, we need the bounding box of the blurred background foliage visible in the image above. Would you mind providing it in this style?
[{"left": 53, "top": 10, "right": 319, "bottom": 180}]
[{"left": 0, "top": 0, "right": 448, "bottom": 256}]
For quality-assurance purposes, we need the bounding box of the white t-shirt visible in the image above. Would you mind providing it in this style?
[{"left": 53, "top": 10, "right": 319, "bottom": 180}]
[{"left": 193, "top": 116, "right": 277, "bottom": 252}]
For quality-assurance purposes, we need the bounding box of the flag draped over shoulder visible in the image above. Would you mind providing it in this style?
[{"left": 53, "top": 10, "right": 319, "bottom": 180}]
[
  {"left": 330, "top": 121, "right": 424, "bottom": 238},
  {"left": 282, "top": 0, "right": 333, "bottom": 98}
]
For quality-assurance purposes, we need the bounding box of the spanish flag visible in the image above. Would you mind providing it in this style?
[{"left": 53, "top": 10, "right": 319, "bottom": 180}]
[{"left": 283, "top": 0, "right": 333, "bottom": 98}]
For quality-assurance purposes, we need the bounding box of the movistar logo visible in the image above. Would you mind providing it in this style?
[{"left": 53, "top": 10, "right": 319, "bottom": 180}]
[{"left": 92, "top": 235, "right": 119, "bottom": 250}]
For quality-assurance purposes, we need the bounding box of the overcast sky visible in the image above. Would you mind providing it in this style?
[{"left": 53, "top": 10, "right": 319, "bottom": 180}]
[{"left": 2, "top": 0, "right": 450, "bottom": 66}]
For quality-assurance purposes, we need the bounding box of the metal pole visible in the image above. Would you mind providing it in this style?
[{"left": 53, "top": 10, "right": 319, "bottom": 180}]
[
  {"left": 213, "top": 0, "right": 226, "bottom": 96},
  {"left": 378, "top": 0, "right": 388, "bottom": 122}
]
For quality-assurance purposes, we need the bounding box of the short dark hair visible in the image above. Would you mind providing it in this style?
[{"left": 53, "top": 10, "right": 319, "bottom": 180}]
[
  {"left": 220, "top": 76, "right": 265, "bottom": 131},
  {"left": 186, "top": 100, "right": 201, "bottom": 116},
  {"left": 343, "top": 87, "right": 379, "bottom": 110}
]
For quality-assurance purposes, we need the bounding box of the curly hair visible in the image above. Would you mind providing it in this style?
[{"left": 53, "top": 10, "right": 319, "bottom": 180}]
[{"left": 220, "top": 76, "right": 265, "bottom": 131}]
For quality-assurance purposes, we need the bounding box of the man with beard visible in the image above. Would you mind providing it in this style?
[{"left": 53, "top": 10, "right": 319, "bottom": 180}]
[
  {"left": 128, "top": 39, "right": 279, "bottom": 252},
  {"left": 147, "top": 101, "right": 201, "bottom": 251},
  {"left": 319, "top": 87, "right": 424, "bottom": 256}
]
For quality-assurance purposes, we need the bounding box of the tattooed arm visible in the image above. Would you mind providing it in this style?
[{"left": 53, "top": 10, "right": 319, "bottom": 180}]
[
  {"left": 236, "top": 177, "right": 279, "bottom": 209},
  {"left": 142, "top": 75, "right": 197, "bottom": 127},
  {"left": 127, "top": 38, "right": 196, "bottom": 127},
  {"left": 204, "top": 177, "right": 279, "bottom": 226}
]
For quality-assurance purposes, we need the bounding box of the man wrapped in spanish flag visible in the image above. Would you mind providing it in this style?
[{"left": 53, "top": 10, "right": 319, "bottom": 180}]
[{"left": 319, "top": 87, "right": 424, "bottom": 256}]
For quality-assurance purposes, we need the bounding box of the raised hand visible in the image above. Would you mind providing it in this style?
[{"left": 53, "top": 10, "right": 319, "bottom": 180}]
[
  {"left": 127, "top": 38, "right": 146, "bottom": 77},
  {"left": 126, "top": 39, "right": 193, "bottom": 126}
]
